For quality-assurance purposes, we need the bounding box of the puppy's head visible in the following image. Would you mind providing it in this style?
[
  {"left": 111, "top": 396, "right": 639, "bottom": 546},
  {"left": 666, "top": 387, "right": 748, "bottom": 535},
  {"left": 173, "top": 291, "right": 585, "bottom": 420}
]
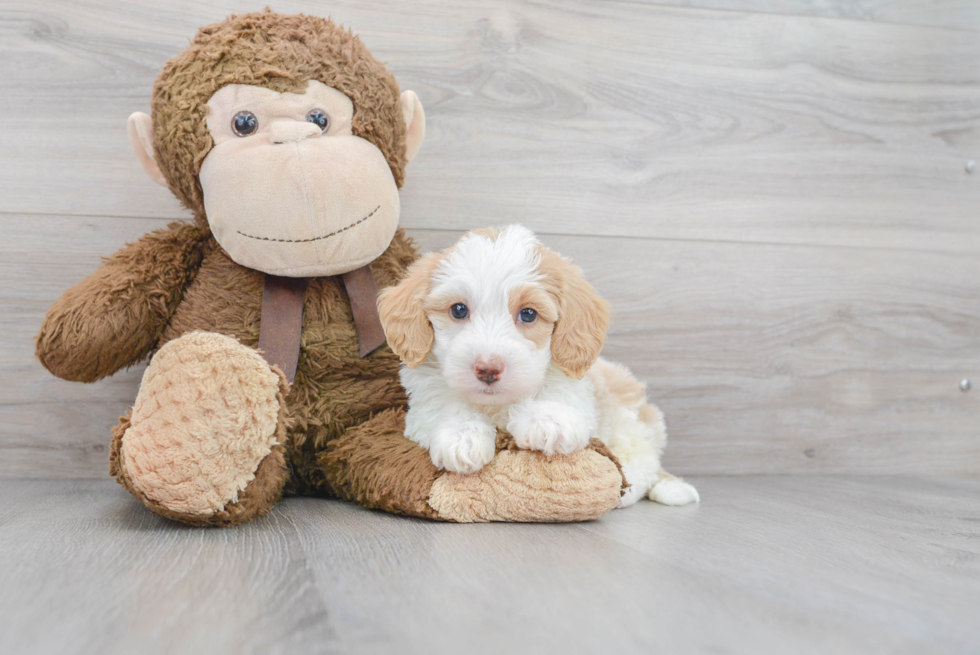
[{"left": 378, "top": 225, "right": 610, "bottom": 406}]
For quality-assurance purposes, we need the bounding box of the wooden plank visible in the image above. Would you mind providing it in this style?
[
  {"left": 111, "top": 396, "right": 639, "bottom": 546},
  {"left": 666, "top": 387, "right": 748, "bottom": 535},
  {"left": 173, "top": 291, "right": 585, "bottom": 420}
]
[
  {"left": 3, "top": 216, "right": 977, "bottom": 478},
  {"left": 0, "top": 1, "right": 977, "bottom": 252},
  {"left": 639, "top": 0, "right": 980, "bottom": 32},
  {"left": 0, "top": 215, "right": 165, "bottom": 478},
  {"left": 1, "top": 477, "right": 979, "bottom": 654},
  {"left": 574, "top": 475, "right": 980, "bottom": 653},
  {"left": 0, "top": 479, "right": 338, "bottom": 655}
]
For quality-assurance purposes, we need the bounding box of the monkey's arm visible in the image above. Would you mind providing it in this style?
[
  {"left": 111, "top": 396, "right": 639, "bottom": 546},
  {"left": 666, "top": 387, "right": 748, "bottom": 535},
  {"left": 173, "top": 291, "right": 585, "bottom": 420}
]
[
  {"left": 318, "top": 408, "right": 444, "bottom": 519},
  {"left": 36, "top": 221, "right": 210, "bottom": 382}
]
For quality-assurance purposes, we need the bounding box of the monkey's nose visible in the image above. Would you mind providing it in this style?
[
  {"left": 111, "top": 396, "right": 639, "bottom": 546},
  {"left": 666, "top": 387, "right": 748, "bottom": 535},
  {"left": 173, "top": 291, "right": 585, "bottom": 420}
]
[
  {"left": 269, "top": 121, "right": 322, "bottom": 144},
  {"left": 474, "top": 358, "right": 504, "bottom": 385}
]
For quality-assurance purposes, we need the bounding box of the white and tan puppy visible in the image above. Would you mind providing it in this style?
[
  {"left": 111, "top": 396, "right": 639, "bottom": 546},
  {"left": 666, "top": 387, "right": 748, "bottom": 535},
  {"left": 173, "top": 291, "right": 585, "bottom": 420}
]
[{"left": 378, "top": 225, "right": 698, "bottom": 507}]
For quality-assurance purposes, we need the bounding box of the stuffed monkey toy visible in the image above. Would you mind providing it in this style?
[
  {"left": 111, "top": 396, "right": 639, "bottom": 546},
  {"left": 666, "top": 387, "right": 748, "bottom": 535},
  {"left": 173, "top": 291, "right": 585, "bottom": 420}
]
[{"left": 35, "top": 10, "right": 626, "bottom": 526}]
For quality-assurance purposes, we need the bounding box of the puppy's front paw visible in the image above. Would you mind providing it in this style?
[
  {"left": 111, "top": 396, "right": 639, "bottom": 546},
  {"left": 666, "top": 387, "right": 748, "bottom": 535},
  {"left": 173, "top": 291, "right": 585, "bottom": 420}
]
[
  {"left": 428, "top": 421, "right": 497, "bottom": 475},
  {"left": 507, "top": 401, "right": 593, "bottom": 456}
]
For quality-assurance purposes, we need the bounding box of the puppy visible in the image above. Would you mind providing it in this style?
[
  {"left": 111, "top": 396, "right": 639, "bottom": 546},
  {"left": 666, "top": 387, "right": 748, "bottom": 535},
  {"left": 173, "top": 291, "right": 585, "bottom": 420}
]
[{"left": 378, "top": 225, "right": 698, "bottom": 507}]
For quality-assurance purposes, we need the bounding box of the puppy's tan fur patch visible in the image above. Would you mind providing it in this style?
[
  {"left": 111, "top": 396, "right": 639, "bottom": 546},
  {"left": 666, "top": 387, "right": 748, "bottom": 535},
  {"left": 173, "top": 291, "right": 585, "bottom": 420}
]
[
  {"left": 535, "top": 246, "right": 611, "bottom": 379},
  {"left": 590, "top": 357, "right": 649, "bottom": 409},
  {"left": 508, "top": 284, "right": 558, "bottom": 349},
  {"left": 378, "top": 252, "right": 444, "bottom": 367}
]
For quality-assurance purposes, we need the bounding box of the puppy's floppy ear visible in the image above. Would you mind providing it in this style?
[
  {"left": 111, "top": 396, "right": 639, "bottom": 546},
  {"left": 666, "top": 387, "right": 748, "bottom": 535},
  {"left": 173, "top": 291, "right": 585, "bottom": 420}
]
[
  {"left": 539, "top": 247, "right": 611, "bottom": 379},
  {"left": 378, "top": 253, "right": 441, "bottom": 367}
]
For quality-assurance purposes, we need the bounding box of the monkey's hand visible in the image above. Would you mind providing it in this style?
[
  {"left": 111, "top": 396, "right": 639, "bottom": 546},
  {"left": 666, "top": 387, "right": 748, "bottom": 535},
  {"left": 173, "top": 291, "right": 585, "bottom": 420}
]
[{"left": 36, "top": 221, "right": 209, "bottom": 382}]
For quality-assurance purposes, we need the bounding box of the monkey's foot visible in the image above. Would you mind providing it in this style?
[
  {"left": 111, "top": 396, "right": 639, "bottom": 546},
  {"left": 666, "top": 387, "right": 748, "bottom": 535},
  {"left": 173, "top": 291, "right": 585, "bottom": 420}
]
[
  {"left": 110, "top": 331, "right": 289, "bottom": 526},
  {"left": 427, "top": 437, "right": 625, "bottom": 523},
  {"left": 320, "top": 416, "right": 624, "bottom": 523}
]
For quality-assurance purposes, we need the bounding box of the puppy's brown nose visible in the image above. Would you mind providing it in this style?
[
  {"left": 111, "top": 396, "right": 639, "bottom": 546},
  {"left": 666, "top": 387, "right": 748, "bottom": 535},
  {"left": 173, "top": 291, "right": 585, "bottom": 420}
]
[{"left": 474, "top": 358, "right": 504, "bottom": 384}]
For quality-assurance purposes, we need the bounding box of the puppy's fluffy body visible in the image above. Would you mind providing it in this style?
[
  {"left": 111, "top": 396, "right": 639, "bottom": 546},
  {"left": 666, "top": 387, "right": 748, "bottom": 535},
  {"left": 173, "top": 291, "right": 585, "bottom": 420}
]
[{"left": 379, "top": 226, "right": 698, "bottom": 507}]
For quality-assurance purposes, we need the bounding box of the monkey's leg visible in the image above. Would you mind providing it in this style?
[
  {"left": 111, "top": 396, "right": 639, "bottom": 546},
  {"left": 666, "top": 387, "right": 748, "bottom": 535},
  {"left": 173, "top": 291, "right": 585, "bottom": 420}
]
[
  {"left": 319, "top": 412, "right": 625, "bottom": 523},
  {"left": 109, "top": 331, "right": 290, "bottom": 527}
]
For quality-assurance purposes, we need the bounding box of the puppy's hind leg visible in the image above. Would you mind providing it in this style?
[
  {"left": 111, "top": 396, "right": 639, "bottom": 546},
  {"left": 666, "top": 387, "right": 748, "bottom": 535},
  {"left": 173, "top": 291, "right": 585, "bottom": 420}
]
[
  {"left": 609, "top": 404, "right": 667, "bottom": 508},
  {"left": 621, "top": 403, "right": 699, "bottom": 507},
  {"left": 590, "top": 359, "right": 700, "bottom": 507}
]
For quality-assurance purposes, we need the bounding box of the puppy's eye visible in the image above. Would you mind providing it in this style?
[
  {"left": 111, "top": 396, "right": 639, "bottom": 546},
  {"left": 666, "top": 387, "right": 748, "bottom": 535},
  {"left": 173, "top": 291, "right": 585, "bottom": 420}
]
[
  {"left": 450, "top": 303, "right": 469, "bottom": 320},
  {"left": 231, "top": 110, "right": 258, "bottom": 136},
  {"left": 306, "top": 109, "right": 329, "bottom": 132},
  {"left": 519, "top": 308, "right": 537, "bottom": 323}
]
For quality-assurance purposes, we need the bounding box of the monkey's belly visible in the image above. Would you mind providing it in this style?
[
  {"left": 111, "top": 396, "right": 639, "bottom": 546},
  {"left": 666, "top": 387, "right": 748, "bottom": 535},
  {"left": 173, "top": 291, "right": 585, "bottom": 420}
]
[{"left": 160, "top": 245, "right": 407, "bottom": 492}]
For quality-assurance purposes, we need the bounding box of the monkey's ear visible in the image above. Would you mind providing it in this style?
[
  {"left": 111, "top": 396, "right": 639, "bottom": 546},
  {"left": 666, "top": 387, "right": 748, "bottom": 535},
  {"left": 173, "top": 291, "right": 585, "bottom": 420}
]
[
  {"left": 127, "top": 112, "right": 167, "bottom": 187},
  {"left": 400, "top": 90, "right": 426, "bottom": 165}
]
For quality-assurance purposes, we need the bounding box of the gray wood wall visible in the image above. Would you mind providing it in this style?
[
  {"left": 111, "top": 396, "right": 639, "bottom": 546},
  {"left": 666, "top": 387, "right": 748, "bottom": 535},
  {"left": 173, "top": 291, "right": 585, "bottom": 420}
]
[{"left": 1, "top": 0, "right": 977, "bottom": 479}]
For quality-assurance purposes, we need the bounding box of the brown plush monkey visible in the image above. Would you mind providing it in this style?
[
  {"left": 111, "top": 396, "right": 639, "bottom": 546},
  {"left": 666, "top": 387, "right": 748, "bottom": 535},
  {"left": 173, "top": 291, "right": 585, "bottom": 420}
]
[{"left": 35, "top": 10, "right": 625, "bottom": 526}]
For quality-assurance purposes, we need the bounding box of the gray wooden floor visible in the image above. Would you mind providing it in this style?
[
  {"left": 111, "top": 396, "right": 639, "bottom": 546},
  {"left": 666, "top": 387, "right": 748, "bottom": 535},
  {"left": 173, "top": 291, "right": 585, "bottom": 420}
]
[{"left": 1, "top": 476, "right": 977, "bottom": 655}]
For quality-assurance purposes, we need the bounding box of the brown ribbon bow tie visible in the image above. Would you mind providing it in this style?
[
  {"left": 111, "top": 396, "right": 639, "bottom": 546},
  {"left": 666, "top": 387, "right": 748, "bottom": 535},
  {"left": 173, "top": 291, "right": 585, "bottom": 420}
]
[{"left": 257, "top": 264, "right": 387, "bottom": 383}]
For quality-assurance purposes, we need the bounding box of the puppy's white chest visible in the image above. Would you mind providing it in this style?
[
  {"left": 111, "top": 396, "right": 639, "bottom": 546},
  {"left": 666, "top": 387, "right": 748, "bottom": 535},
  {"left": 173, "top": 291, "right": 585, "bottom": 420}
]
[{"left": 477, "top": 405, "right": 512, "bottom": 432}]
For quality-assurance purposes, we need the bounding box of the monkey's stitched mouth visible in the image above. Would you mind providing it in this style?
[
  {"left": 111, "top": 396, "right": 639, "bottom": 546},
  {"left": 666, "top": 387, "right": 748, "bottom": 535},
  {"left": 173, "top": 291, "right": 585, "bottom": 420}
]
[{"left": 235, "top": 205, "right": 381, "bottom": 243}]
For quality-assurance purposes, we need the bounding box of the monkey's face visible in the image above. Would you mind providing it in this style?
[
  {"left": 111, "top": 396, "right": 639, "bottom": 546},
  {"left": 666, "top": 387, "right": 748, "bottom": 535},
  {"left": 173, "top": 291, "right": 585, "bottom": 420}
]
[
  {"left": 192, "top": 81, "right": 399, "bottom": 277},
  {"left": 129, "top": 77, "right": 425, "bottom": 277}
]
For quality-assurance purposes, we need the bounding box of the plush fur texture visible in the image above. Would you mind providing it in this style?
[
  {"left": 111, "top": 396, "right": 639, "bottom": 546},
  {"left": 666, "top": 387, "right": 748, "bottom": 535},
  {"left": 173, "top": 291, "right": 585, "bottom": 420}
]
[
  {"left": 428, "top": 434, "right": 624, "bottom": 522},
  {"left": 62, "top": 225, "right": 421, "bottom": 523},
  {"left": 132, "top": 11, "right": 426, "bottom": 279},
  {"left": 198, "top": 81, "right": 405, "bottom": 276},
  {"left": 151, "top": 9, "right": 408, "bottom": 218},
  {"left": 35, "top": 221, "right": 209, "bottom": 382},
  {"left": 109, "top": 409, "right": 291, "bottom": 528},
  {"left": 78, "top": 225, "right": 625, "bottom": 524},
  {"left": 37, "top": 11, "right": 629, "bottom": 526},
  {"left": 380, "top": 225, "right": 699, "bottom": 507},
  {"left": 120, "top": 331, "right": 284, "bottom": 516},
  {"left": 143, "top": 227, "right": 419, "bottom": 503}
]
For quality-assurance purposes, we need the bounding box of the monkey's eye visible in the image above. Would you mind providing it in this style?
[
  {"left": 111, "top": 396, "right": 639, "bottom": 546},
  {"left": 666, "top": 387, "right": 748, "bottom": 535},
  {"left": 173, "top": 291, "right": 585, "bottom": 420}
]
[
  {"left": 518, "top": 308, "right": 537, "bottom": 323},
  {"left": 306, "top": 109, "right": 330, "bottom": 132},
  {"left": 231, "top": 111, "right": 258, "bottom": 137},
  {"left": 450, "top": 303, "right": 469, "bottom": 320}
]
